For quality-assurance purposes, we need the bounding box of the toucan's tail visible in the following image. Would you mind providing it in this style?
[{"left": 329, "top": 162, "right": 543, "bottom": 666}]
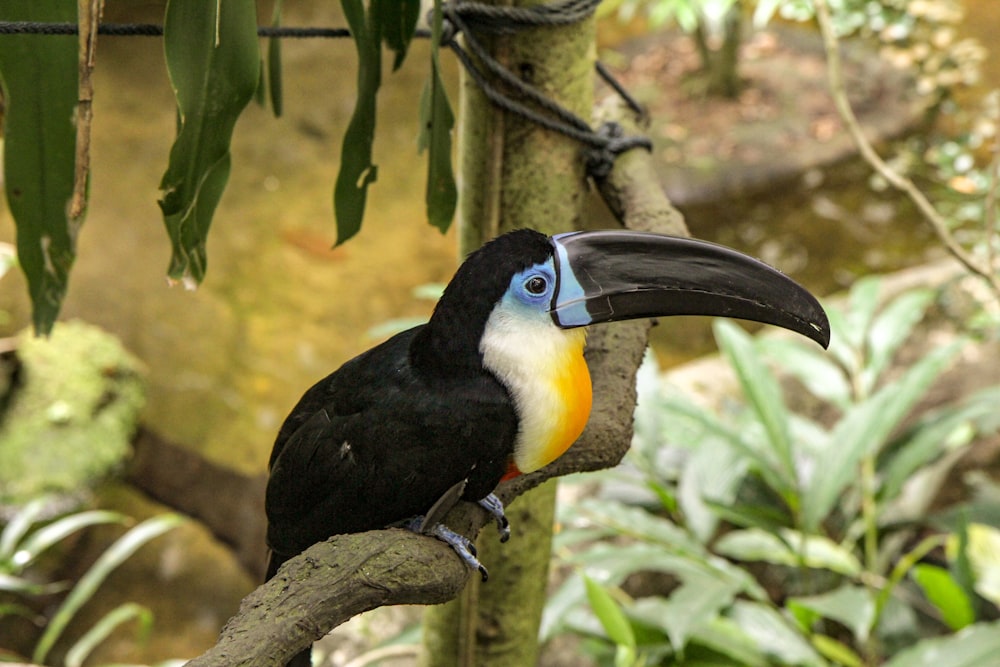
[{"left": 266, "top": 550, "right": 313, "bottom": 667}]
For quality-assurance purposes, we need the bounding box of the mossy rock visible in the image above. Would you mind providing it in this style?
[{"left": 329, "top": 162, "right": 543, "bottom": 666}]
[{"left": 0, "top": 321, "right": 145, "bottom": 508}]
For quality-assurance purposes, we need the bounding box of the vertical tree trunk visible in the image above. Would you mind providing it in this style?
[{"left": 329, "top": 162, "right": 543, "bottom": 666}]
[{"left": 420, "top": 1, "right": 596, "bottom": 664}]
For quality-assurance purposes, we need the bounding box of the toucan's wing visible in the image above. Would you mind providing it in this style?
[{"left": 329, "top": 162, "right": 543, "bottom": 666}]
[{"left": 264, "top": 327, "right": 519, "bottom": 560}]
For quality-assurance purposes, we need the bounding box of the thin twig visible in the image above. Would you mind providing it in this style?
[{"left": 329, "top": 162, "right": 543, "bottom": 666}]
[{"left": 813, "top": 0, "right": 1000, "bottom": 297}]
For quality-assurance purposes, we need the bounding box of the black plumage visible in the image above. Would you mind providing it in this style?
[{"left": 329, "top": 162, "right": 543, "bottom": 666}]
[{"left": 265, "top": 229, "right": 553, "bottom": 579}]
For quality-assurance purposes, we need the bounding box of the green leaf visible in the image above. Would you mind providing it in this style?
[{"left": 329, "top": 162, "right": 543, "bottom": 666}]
[
  {"left": 758, "top": 337, "right": 851, "bottom": 409},
  {"left": 64, "top": 602, "right": 153, "bottom": 667},
  {"left": 689, "top": 616, "right": 770, "bottom": 667},
  {"left": 862, "top": 288, "right": 934, "bottom": 394},
  {"left": 882, "top": 621, "right": 1000, "bottom": 667},
  {"left": 714, "top": 528, "right": 862, "bottom": 577},
  {"left": 679, "top": 436, "right": 748, "bottom": 543},
  {"left": 0, "top": 497, "right": 49, "bottom": 563},
  {"left": 878, "top": 389, "right": 996, "bottom": 506},
  {"left": 0, "top": 572, "right": 68, "bottom": 596},
  {"left": 419, "top": 0, "right": 457, "bottom": 233},
  {"left": 267, "top": 0, "right": 284, "bottom": 117},
  {"left": 158, "top": 0, "right": 260, "bottom": 284},
  {"left": 727, "top": 600, "right": 824, "bottom": 666},
  {"left": 661, "top": 397, "right": 790, "bottom": 502},
  {"left": 334, "top": 0, "right": 382, "bottom": 245},
  {"left": 380, "top": 0, "right": 421, "bottom": 71},
  {"left": 811, "top": 634, "right": 863, "bottom": 667},
  {"left": 14, "top": 510, "right": 127, "bottom": 571},
  {"left": 951, "top": 522, "right": 1000, "bottom": 608},
  {"left": 801, "top": 341, "right": 962, "bottom": 532},
  {"left": 714, "top": 321, "right": 796, "bottom": 497},
  {"left": 32, "top": 513, "right": 184, "bottom": 665},
  {"left": 629, "top": 573, "right": 742, "bottom": 652},
  {"left": 788, "top": 585, "right": 876, "bottom": 642},
  {"left": 0, "top": 0, "right": 80, "bottom": 334},
  {"left": 575, "top": 498, "right": 705, "bottom": 555},
  {"left": 584, "top": 575, "right": 636, "bottom": 650},
  {"left": 911, "top": 564, "right": 975, "bottom": 631}
]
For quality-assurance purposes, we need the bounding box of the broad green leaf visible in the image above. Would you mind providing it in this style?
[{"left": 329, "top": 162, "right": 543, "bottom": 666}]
[
  {"left": 267, "top": 0, "right": 284, "bottom": 117},
  {"left": 0, "top": 0, "right": 80, "bottom": 334},
  {"left": 727, "top": 600, "right": 825, "bottom": 666},
  {"left": 662, "top": 398, "right": 791, "bottom": 501},
  {"left": 714, "top": 528, "right": 861, "bottom": 577},
  {"left": 159, "top": 0, "right": 260, "bottom": 284},
  {"left": 788, "top": 585, "right": 876, "bottom": 642},
  {"left": 584, "top": 575, "right": 636, "bottom": 650},
  {"left": 334, "top": 0, "right": 382, "bottom": 245},
  {"left": 543, "top": 542, "right": 765, "bottom": 640},
  {"left": 380, "top": 0, "right": 421, "bottom": 70},
  {"left": 845, "top": 276, "right": 880, "bottom": 350},
  {"left": 679, "top": 437, "right": 748, "bottom": 543},
  {"left": 911, "top": 564, "right": 975, "bottom": 630},
  {"left": 801, "top": 342, "right": 961, "bottom": 532},
  {"left": 882, "top": 621, "right": 1000, "bottom": 667},
  {"left": 758, "top": 337, "right": 851, "bottom": 409},
  {"left": 948, "top": 522, "right": 1000, "bottom": 607},
  {"left": 862, "top": 288, "right": 934, "bottom": 394},
  {"left": 575, "top": 498, "right": 705, "bottom": 555},
  {"left": 689, "top": 616, "right": 769, "bottom": 667},
  {"left": 32, "top": 513, "right": 184, "bottom": 664},
  {"left": 629, "top": 574, "right": 742, "bottom": 651},
  {"left": 714, "top": 321, "right": 796, "bottom": 496},
  {"left": 419, "top": 0, "right": 457, "bottom": 233},
  {"left": 878, "top": 388, "right": 997, "bottom": 505}
]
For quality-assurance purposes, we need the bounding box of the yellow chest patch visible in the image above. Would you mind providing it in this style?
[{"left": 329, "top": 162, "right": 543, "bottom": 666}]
[{"left": 480, "top": 315, "right": 592, "bottom": 474}]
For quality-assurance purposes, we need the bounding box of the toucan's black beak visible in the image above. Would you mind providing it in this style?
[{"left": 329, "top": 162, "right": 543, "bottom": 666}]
[{"left": 549, "top": 230, "right": 830, "bottom": 348}]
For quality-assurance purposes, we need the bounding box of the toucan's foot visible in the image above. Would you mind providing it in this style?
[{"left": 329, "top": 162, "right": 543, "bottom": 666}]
[
  {"left": 403, "top": 517, "right": 489, "bottom": 581},
  {"left": 478, "top": 493, "right": 510, "bottom": 543}
]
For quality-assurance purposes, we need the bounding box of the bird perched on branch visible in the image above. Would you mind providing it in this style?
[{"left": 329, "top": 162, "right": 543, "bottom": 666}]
[{"left": 264, "top": 228, "right": 830, "bottom": 666}]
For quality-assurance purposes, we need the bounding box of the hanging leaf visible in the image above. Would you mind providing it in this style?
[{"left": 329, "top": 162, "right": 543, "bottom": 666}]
[
  {"left": 158, "top": 0, "right": 260, "bottom": 285},
  {"left": 334, "top": 0, "right": 382, "bottom": 245},
  {"left": 268, "top": 0, "right": 284, "bottom": 117},
  {"left": 419, "top": 0, "right": 457, "bottom": 234},
  {"left": 379, "top": 0, "right": 421, "bottom": 71},
  {"left": 0, "top": 0, "right": 79, "bottom": 334}
]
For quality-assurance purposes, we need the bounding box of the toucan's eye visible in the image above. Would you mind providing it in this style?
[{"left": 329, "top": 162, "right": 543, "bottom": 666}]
[{"left": 525, "top": 276, "right": 547, "bottom": 295}]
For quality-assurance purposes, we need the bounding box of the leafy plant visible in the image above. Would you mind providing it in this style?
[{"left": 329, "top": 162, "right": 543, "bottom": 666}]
[
  {"left": 546, "top": 279, "right": 1000, "bottom": 665},
  {"left": 0, "top": 497, "right": 183, "bottom": 666}
]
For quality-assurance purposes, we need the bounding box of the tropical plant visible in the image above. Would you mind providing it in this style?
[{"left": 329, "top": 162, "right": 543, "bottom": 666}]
[
  {"left": 0, "top": 497, "right": 183, "bottom": 666},
  {"left": 544, "top": 278, "right": 1000, "bottom": 666}
]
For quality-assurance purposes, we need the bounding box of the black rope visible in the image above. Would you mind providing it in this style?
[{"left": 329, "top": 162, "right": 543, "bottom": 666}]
[
  {"left": 439, "top": 0, "right": 651, "bottom": 178},
  {"left": 0, "top": 21, "right": 355, "bottom": 38},
  {"left": 0, "top": 1, "right": 650, "bottom": 178}
]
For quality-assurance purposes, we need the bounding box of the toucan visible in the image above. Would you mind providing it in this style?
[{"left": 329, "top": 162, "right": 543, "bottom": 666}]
[{"left": 264, "top": 229, "right": 830, "bottom": 665}]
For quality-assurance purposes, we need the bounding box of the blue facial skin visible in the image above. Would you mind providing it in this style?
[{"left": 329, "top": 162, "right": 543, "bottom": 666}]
[
  {"left": 506, "top": 260, "right": 557, "bottom": 315},
  {"left": 550, "top": 237, "right": 590, "bottom": 328}
]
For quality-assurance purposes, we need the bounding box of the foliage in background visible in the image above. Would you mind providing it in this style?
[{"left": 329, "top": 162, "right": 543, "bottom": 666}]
[
  {"left": 0, "top": 0, "right": 451, "bottom": 332},
  {"left": 545, "top": 280, "right": 1000, "bottom": 666},
  {"left": 0, "top": 498, "right": 183, "bottom": 666}
]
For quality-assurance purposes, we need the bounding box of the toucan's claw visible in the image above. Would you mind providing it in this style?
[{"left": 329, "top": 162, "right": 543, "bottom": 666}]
[
  {"left": 478, "top": 493, "right": 510, "bottom": 543},
  {"left": 403, "top": 517, "right": 489, "bottom": 581}
]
